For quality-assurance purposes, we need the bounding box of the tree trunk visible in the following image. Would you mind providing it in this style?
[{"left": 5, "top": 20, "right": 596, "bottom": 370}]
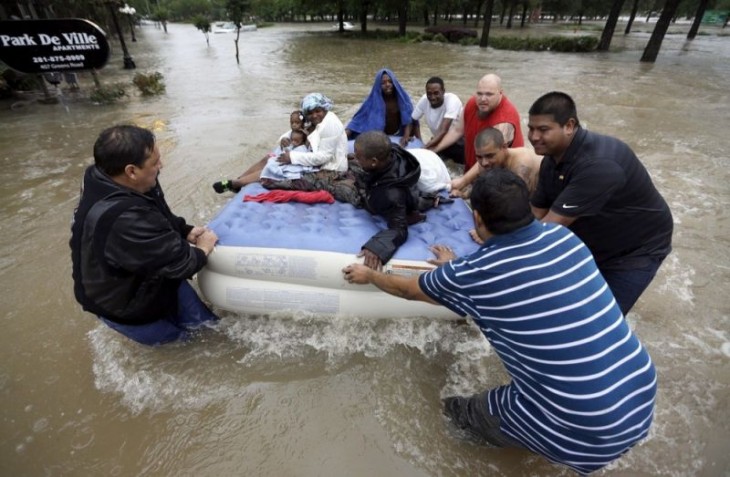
[
  {"left": 520, "top": 1, "right": 528, "bottom": 27},
  {"left": 625, "top": 0, "right": 639, "bottom": 34},
  {"left": 234, "top": 29, "right": 240, "bottom": 64},
  {"left": 479, "top": 0, "right": 495, "bottom": 48},
  {"left": 360, "top": 1, "right": 369, "bottom": 33},
  {"left": 641, "top": 0, "right": 682, "bottom": 63},
  {"left": 506, "top": 0, "right": 517, "bottom": 28},
  {"left": 398, "top": 0, "right": 408, "bottom": 36},
  {"left": 687, "top": 0, "right": 709, "bottom": 39},
  {"left": 598, "top": 0, "right": 626, "bottom": 51},
  {"left": 337, "top": 0, "right": 344, "bottom": 32},
  {"left": 422, "top": 5, "right": 430, "bottom": 26},
  {"left": 499, "top": 1, "right": 507, "bottom": 25},
  {"left": 474, "top": 0, "right": 484, "bottom": 27}
]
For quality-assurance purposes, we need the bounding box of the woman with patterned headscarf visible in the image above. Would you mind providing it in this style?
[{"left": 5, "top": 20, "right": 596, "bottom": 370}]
[
  {"left": 212, "top": 93, "right": 350, "bottom": 195},
  {"left": 276, "top": 93, "right": 348, "bottom": 173},
  {"left": 259, "top": 92, "right": 360, "bottom": 204}
]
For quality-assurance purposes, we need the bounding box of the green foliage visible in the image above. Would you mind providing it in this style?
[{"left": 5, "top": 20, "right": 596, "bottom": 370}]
[
  {"left": 192, "top": 14, "right": 212, "bottom": 44},
  {"left": 425, "top": 25, "right": 477, "bottom": 43},
  {"left": 459, "top": 36, "right": 479, "bottom": 46},
  {"left": 166, "top": 0, "right": 222, "bottom": 20},
  {"left": 489, "top": 35, "right": 599, "bottom": 52},
  {"left": 432, "top": 33, "right": 448, "bottom": 43},
  {"left": 132, "top": 72, "right": 166, "bottom": 96},
  {"left": 192, "top": 15, "right": 212, "bottom": 33},
  {"left": 1, "top": 69, "right": 41, "bottom": 91},
  {"left": 397, "top": 31, "right": 423, "bottom": 43},
  {"left": 151, "top": 6, "right": 170, "bottom": 22},
  {"left": 89, "top": 83, "right": 127, "bottom": 104},
  {"left": 226, "top": 0, "right": 251, "bottom": 26}
]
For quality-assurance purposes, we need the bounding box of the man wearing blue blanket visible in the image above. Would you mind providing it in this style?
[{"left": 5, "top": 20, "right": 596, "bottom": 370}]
[
  {"left": 343, "top": 169, "right": 657, "bottom": 474},
  {"left": 346, "top": 68, "right": 416, "bottom": 142}
]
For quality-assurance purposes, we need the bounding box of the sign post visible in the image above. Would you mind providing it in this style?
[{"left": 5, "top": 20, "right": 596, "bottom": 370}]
[{"left": 105, "top": 1, "right": 136, "bottom": 69}]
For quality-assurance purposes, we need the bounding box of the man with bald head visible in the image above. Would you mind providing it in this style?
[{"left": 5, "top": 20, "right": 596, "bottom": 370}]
[{"left": 433, "top": 74, "right": 524, "bottom": 173}]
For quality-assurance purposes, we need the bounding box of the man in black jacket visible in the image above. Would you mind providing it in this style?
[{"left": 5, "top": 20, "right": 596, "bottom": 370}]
[
  {"left": 70, "top": 125, "right": 219, "bottom": 345},
  {"left": 352, "top": 131, "right": 422, "bottom": 270}
]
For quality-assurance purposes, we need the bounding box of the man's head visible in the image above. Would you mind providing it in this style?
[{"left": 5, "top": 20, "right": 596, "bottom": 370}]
[
  {"left": 290, "top": 129, "right": 307, "bottom": 148},
  {"left": 474, "top": 127, "right": 509, "bottom": 171},
  {"left": 381, "top": 73, "right": 394, "bottom": 97},
  {"left": 470, "top": 169, "right": 533, "bottom": 239},
  {"left": 93, "top": 125, "right": 161, "bottom": 193},
  {"left": 527, "top": 91, "right": 580, "bottom": 158},
  {"left": 425, "top": 76, "right": 445, "bottom": 108},
  {"left": 353, "top": 130, "right": 392, "bottom": 173},
  {"left": 475, "top": 74, "right": 503, "bottom": 116}
]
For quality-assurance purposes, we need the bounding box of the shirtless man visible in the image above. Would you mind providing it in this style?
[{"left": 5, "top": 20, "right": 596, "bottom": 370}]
[
  {"left": 451, "top": 127, "right": 542, "bottom": 198},
  {"left": 446, "top": 127, "right": 542, "bottom": 247}
]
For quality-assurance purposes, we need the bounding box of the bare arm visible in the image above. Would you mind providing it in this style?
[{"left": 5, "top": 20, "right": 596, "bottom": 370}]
[
  {"left": 425, "top": 118, "right": 455, "bottom": 149},
  {"left": 401, "top": 122, "right": 413, "bottom": 145},
  {"left": 533, "top": 206, "right": 577, "bottom": 227},
  {"left": 492, "top": 122, "right": 516, "bottom": 146},
  {"left": 342, "top": 263, "right": 438, "bottom": 304},
  {"left": 431, "top": 110, "right": 464, "bottom": 153},
  {"left": 531, "top": 205, "right": 548, "bottom": 220},
  {"left": 451, "top": 162, "right": 481, "bottom": 193}
]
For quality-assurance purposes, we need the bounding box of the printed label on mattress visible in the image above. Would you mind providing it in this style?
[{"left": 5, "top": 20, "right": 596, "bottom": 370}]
[
  {"left": 226, "top": 287, "right": 340, "bottom": 314},
  {"left": 234, "top": 254, "right": 318, "bottom": 280},
  {"left": 385, "top": 264, "right": 434, "bottom": 278}
]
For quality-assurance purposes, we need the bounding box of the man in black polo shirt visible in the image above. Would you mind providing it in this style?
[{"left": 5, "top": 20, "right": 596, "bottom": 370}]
[{"left": 527, "top": 91, "right": 673, "bottom": 314}]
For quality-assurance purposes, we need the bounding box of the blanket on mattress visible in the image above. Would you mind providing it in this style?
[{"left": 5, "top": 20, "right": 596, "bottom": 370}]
[{"left": 208, "top": 183, "right": 478, "bottom": 262}]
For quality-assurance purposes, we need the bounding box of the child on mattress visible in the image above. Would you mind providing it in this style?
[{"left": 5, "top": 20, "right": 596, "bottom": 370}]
[
  {"left": 213, "top": 111, "right": 313, "bottom": 193},
  {"left": 259, "top": 129, "right": 317, "bottom": 181}
]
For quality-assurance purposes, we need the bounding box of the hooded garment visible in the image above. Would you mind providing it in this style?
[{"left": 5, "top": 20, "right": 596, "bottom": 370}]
[
  {"left": 346, "top": 68, "right": 414, "bottom": 137},
  {"left": 357, "top": 144, "right": 421, "bottom": 264}
]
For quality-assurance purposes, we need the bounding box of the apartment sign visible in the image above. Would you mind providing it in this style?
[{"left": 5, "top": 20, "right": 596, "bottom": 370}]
[{"left": 0, "top": 19, "right": 110, "bottom": 73}]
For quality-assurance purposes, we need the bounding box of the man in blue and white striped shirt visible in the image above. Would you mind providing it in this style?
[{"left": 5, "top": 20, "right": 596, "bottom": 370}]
[{"left": 343, "top": 169, "right": 657, "bottom": 474}]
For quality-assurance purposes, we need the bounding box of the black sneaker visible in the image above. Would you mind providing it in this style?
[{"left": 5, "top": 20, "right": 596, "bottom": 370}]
[
  {"left": 212, "top": 180, "right": 240, "bottom": 194},
  {"left": 442, "top": 396, "right": 471, "bottom": 429},
  {"left": 442, "top": 396, "right": 494, "bottom": 446}
]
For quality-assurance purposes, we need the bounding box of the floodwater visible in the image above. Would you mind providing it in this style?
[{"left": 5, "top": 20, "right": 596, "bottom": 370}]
[{"left": 1, "top": 21, "right": 728, "bottom": 476}]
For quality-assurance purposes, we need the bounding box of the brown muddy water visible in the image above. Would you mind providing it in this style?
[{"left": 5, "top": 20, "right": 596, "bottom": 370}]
[{"left": 1, "top": 22, "right": 728, "bottom": 476}]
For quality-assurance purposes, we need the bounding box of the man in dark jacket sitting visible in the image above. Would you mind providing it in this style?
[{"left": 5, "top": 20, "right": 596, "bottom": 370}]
[
  {"left": 70, "top": 125, "right": 219, "bottom": 346},
  {"left": 352, "top": 130, "right": 422, "bottom": 271}
]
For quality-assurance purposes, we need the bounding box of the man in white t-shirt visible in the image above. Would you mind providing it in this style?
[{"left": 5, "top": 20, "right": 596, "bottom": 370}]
[{"left": 401, "top": 77, "right": 464, "bottom": 163}]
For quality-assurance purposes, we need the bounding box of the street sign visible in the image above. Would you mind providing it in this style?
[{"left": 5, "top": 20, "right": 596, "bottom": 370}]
[{"left": 0, "top": 19, "right": 110, "bottom": 73}]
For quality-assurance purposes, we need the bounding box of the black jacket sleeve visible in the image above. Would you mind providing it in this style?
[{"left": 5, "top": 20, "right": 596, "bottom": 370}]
[
  {"left": 361, "top": 187, "right": 409, "bottom": 264},
  {"left": 105, "top": 206, "right": 207, "bottom": 280}
]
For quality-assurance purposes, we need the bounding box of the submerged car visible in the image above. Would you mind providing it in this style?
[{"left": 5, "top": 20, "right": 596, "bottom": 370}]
[
  {"left": 330, "top": 21, "right": 355, "bottom": 31},
  {"left": 213, "top": 22, "right": 257, "bottom": 33}
]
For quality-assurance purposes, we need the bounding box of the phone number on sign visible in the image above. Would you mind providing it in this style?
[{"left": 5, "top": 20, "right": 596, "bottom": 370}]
[{"left": 33, "top": 55, "right": 85, "bottom": 64}]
